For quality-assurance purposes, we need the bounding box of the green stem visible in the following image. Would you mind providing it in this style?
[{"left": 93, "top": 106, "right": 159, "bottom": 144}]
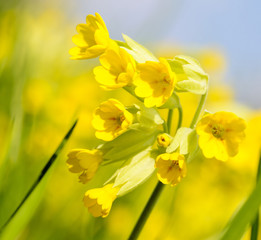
[
  {"left": 189, "top": 91, "right": 208, "bottom": 129},
  {"left": 0, "top": 120, "right": 78, "bottom": 232},
  {"left": 128, "top": 107, "right": 181, "bottom": 240},
  {"left": 123, "top": 86, "right": 144, "bottom": 103},
  {"left": 176, "top": 106, "right": 183, "bottom": 130},
  {"left": 251, "top": 219, "right": 259, "bottom": 240},
  {"left": 167, "top": 109, "right": 174, "bottom": 134},
  {"left": 128, "top": 182, "right": 164, "bottom": 240},
  {"left": 163, "top": 121, "right": 168, "bottom": 133},
  {"left": 250, "top": 152, "right": 261, "bottom": 240}
]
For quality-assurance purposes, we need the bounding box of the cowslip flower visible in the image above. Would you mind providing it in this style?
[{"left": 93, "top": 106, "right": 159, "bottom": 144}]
[
  {"left": 93, "top": 45, "right": 136, "bottom": 89},
  {"left": 69, "top": 13, "right": 112, "bottom": 59},
  {"left": 157, "top": 133, "right": 171, "bottom": 148},
  {"left": 155, "top": 152, "right": 187, "bottom": 186},
  {"left": 92, "top": 98, "right": 133, "bottom": 141},
  {"left": 83, "top": 184, "right": 119, "bottom": 218},
  {"left": 67, "top": 149, "right": 103, "bottom": 183},
  {"left": 196, "top": 111, "right": 246, "bottom": 161},
  {"left": 134, "top": 58, "right": 176, "bottom": 108}
]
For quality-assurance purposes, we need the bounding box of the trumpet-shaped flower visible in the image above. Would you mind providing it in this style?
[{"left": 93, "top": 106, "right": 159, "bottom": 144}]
[
  {"left": 83, "top": 184, "right": 119, "bottom": 218},
  {"left": 92, "top": 98, "right": 133, "bottom": 141},
  {"left": 69, "top": 13, "right": 112, "bottom": 59},
  {"left": 155, "top": 152, "right": 187, "bottom": 186},
  {"left": 196, "top": 111, "right": 246, "bottom": 161},
  {"left": 67, "top": 149, "right": 103, "bottom": 183},
  {"left": 134, "top": 58, "right": 176, "bottom": 107},
  {"left": 93, "top": 45, "right": 136, "bottom": 89}
]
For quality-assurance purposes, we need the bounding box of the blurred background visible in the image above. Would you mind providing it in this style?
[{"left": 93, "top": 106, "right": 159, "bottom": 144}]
[{"left": 0, "top": 0, "right": 261, "bottom": 239}]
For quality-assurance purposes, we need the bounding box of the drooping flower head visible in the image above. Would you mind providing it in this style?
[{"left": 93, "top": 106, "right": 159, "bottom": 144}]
[
  {"left": 155, "top": 152, "right": 187, "bottom": 186},
  {"left": 196, "top": 111, "right": 246, "bottom": 161},
  {"left": 67, "top": 149, "right": 103, "bottom": 183},
  {"left": 93, "top": 45, "right": 136, "bottom": 89},
  {"left": 69, "top": 13, "right": 112, "bottom": 59},
  {"left": 83, "top": 184, "right": 119, "bottom": 218},
  {"left": 92, "top": 98, "right": 133, "bottom": 141},
  {"left": 134, "top": 58, "right": 176, "bottom": 108}
]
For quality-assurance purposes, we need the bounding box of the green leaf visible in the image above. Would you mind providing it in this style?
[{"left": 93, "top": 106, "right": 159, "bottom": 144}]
[
  {"left": 114, "top": 40, "right": 131, "bottom": 49},
  {"left": 122, "top": 34, "right": 158, "bottom": 63},
  {"left": 176, "top": 79, "right": 207, "bottom": 95},
  {"left": 102, "top": 129, "right": 159, "bottom": 163},
  {"left": 158, "top": 92, "right": 181, "bottom": 109},
  {"left": 166, "top": 127, "right": 193, "bottom": 154},
  {"left": 0, "top": 171, "right": 50, "bottom": 240},
  {"left": 186, "top": 130, "right": 199, "bottom": 163},
  {"left": 0, "top": 120, "right": 78, "bottom": 239},
  {"left": 168, "top": 55, "right": 209, "bottom": 95},
  {"left": 136, "top": 104, "right": 164, "bottom": 127},
  {"left": 217, "top": 176, "right": 261, "bottom": 240},
  {"left": 106, "top": 148, "right": 155, "bottom": 196}
]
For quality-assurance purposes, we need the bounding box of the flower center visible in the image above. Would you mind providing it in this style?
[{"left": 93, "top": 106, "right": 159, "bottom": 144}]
[
  {"left": 162, "top": 75, "right": 171, "bottom": 84},
  {"left": 168, "top": 160, "right": 180, "bottom": 172},
  {"left": 211, "top": 124, "right": 224, "bottom": 139},
  {"left": 157, "top": 133, "right": 171, "bottom": 147},
  {"left": 117, "top": 114, "right": 125, "bottom": 125}
]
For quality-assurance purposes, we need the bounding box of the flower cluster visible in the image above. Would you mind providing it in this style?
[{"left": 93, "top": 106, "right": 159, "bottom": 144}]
[{"left": 67, "top": 13, "right": 246, "bottom": 218}]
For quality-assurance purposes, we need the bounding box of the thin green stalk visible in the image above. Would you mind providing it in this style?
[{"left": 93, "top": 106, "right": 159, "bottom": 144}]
[
  {"left": 0, "top": 120, "right": 78, "bottom": 232},
  {"left": 128, "top": 107, "right": 181, "bottom": 240},
  {"left": 250, "top": 152, "right": 261, "bottom": 240},
  {"left": 163, "top": 121, "right": 168, "bottom": 133},
  {"left": 128, "top": 181, "right": 165, "bottom": 240},
  {"left": 189, "top": 91, "right": 208, "bottom": 129},
  {"left": 167, "top": 109, "right": 174, "bottom": 133},
  {"left": 176, "top": 106, "right": 183, "bottom": 130},
  {"left": 251, "top": 219, "right": 259, "bottom": 240},
  {"left": 123, "top": 86, "right": 144, "bottom": 103}
]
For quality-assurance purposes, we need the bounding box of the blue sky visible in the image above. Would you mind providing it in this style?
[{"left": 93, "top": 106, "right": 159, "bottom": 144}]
[{"left": 72, "top": 0, "right": 261, "bottom": 108}]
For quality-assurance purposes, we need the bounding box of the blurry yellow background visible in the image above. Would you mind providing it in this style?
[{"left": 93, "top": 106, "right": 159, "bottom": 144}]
[{"left": 0, "top": 1, "right": 261, "bottom": 239}]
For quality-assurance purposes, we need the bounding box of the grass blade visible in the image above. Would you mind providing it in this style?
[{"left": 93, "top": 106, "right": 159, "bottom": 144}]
[
  {"left": 219, "top": 154, "right": 261, "bottom": 240},
  {"left": 0, "top": 119, "right": 78, "bottom": 234},
  {"left": 250, "top": 153, "right": 261, "bottom": 240}
]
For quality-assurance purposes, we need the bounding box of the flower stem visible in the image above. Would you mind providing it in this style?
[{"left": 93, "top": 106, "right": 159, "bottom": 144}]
[
  {"left": 167, "top": 109, "right": 174, "bottom": 133},
  {"left": 128, "top": 181, "right": 164, "bottom": 240},
  {"left": 0, "top": 120, "right": 78, "bottom": 232},
  {"left": 189, "top": 91, "right": 208, "bottom": 129},
  {"left": 163, "top": 121, "right": 168, "bottom": 133},
  {"left": 176, "top": 106, "right": 183, "bottom": 130},
  {"left": 128, "top": 107, "right": 181, "bottom": 240},
  {"left": 250, "top": 152, "right": 261, "bottom": 240},
  {"left": 124, "top": 86, "right": 144, "bottom": 103}
]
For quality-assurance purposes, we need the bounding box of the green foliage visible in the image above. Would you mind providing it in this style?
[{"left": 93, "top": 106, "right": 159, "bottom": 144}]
[
  {"left": 105, "top": 148, "right": 155, "bottom": 196},
  {"left": 121, "top": 34, "right": 158, "bottom": 63},
  {"left": 168, "top": 55, "right": 209, "bottom": 95},
  {"left": 102, "top": 129, "right": 160, "bottom": 163},
  {"left": 217, "top": 176, "right": 261, "bottom": 240}
]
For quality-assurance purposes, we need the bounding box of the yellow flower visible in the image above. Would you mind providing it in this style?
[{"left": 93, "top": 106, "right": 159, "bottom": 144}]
[
  {"left": 69, "top": 13, "right": 112, "bottom": 59},
  {"left": 196, "top": 111, "right": 246, "bottom": 161},
  {"left": 157, "top": 133, "right": 171, "bottom": 148},
  {"left": 66, "top": 149, "right": 103, "bottom": 183},
  {"left": 134, "top": 58, "right": 176, "bottom": 107},
  {"left": 155, "top": 153, "right": 187, "bottom": 186},
  {"left": 92, "top": 98, "right": 133, "bottom": 141},
  {"left": 83, "top": 184, "right": 119, "bottom": 218},
  {"left": 93, "top": 45, "right": 136, "bottom": 89}
]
